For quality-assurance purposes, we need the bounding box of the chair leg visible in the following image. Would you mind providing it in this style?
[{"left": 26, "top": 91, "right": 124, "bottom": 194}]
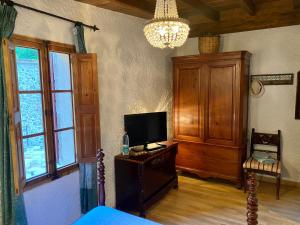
[
  {"left": 244, "top": 171, "right": 248, "bottom": 193},
  {"left": 276, "top": 175, "right": 281, "bottom": 200}
]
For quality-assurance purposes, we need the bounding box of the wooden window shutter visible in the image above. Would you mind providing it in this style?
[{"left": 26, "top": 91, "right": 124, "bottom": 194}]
[
  {"left": 3, "top": 38, "right": 26, "bottom": 193},
  {"left": 71, "top": 53, "right": 101, "bottom": 163}
]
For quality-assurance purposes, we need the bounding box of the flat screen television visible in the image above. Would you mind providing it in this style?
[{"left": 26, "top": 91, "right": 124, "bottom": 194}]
[{"left": 124, "top": 112, "right": 167, "bottom": 148}]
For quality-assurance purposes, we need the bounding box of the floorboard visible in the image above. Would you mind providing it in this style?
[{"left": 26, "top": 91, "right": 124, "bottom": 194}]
[{"left": 146, "top": 175, "right": 300, "bottom": 225}]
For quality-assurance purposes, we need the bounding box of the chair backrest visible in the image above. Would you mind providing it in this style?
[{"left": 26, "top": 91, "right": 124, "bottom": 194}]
[{"left": 250, "top": 128, "right": 281, "bottom": 160}]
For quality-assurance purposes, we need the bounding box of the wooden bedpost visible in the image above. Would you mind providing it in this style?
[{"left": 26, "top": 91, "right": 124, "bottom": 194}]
[
  {"left": 247, "top": 173, "right": 258, "bottom": 225},
  {"left": 97, "top": 148, "right": 106, "bottom": 206}
]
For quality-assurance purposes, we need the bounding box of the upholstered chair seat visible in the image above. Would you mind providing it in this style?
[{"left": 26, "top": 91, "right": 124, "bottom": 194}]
[{"left": 243, "top": 157, "right": 281, "bottom": 174}]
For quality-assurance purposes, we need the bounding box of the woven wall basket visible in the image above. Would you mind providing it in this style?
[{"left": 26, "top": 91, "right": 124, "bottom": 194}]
[{"left": 198, "top": 35, "right": 220, "bottom": 54}]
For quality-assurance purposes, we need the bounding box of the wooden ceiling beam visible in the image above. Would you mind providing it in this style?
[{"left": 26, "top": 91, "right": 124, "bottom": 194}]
[
  {"left": 190, "top": 12, "right": 300, "bottom": 37},
  {"left": 115, "top": 0, "right": 155, "bottom": 15},
  {"left": 238, "top": 0, "right": 256, "bottom": 15},
  {"left": 294, "top": 0, "right": 300, "bottom": 9},
  {"left": 75, "top": 0, "right": 154, "bottom": 19},
  {"left": 76, "top": 0, "right": 300, "bottom": 35},
  {"left": 180, "top": 0, "right": 220, "bottom": 22}
]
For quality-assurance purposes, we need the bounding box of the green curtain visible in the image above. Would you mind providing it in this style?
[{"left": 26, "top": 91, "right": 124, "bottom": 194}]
[
  {"left": 0, "top": 4, "right": 28, "bottom": 225},
  {"left": 74, "top": 23, "right": 97, "bottom": 213},
  {"left": 74, "top": 22, "right": 87, "bottom": 54},
  {"left": 79, "top": 163, "right": 97, "bottom": 214}
]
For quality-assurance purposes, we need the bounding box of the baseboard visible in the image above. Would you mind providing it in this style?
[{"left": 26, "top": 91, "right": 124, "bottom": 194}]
[{"left": 256, "top": 174, "right": 300, "bottom": 188}]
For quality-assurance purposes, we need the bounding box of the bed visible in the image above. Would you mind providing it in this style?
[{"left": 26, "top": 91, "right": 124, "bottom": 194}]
[{"left": 72, "top": 149, "right": 162, "bottom": 225}]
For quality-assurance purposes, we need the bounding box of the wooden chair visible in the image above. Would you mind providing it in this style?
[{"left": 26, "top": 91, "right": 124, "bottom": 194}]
[{"left": 243, "top": 128, "right": 282, "bottom": 200}]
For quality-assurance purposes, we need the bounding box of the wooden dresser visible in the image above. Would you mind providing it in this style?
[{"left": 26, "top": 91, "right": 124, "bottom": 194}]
[
  {"left": 172, "top": 51, "right": 251, "bottom": 185},
  {"left": 115, "top": 142, "right": 178, "bottom": 217}
]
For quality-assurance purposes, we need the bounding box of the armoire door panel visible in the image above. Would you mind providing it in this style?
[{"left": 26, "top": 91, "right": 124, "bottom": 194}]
[
  {"left": 172, "top": 51, "right": 251, "bottom": 184},
  {"left": 174, "top": 65, "right": 203, "bottom": 142},
  {"left": 205, "top": 62, "right": 238, "bottom": 146}
]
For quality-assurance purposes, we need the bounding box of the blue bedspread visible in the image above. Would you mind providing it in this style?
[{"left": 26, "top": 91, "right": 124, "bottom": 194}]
[{"left": 72, "top": 206, "right": 162, "bottom": 225}]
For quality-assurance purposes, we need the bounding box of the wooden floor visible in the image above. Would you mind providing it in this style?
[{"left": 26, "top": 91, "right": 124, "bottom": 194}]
[{"left": 147, "top": 175, "right": 300, "bottom": 225}]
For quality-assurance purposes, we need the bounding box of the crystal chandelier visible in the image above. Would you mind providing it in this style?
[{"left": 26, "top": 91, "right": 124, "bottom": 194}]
[{"left": 144, "top": 0, "right": 190, "bottom": 49}]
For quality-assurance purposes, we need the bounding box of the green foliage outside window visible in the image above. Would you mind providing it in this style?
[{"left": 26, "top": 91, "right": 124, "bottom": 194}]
[{"left": 16, "top": 47, "right": 39, "bottom": 60}]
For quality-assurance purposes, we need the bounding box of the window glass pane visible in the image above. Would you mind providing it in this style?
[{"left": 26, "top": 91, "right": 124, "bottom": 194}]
[
  {"left": 23, "top": 135, "right": 47, "bottom": 180},
  {"left": 55, "top": 129, "right": 75, "bottom": 168},
  {"left": 20, "top": 94, "right": 44, "bottom": 136},
  {"left": 16, "top": 47, "right": 41, "bottom": 91},
  {"left": 49, "top": 52, "right": 71, "bottom": 90},
  {"left": 53, "top": 93, "right": 73, "bottom": 129}
]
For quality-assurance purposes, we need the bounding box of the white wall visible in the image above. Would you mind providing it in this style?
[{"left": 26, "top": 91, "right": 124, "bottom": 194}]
[
  {"left": 14, "top": 0, "right": 173, "bottom": 225},
  {"left": 175, "top": 25, "right": 300, "bottom": 183},
  {"left": 24, "top": 172, "right": 80, "bottom": 225}
]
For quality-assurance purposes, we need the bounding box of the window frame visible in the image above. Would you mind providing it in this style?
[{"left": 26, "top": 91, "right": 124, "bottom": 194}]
[{"left": 12, "top": 35, "right": 78, "bottom": 190}]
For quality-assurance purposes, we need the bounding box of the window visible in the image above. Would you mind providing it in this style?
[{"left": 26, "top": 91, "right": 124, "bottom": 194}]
[
  {"left": 4, "top": 35, "right": 100, "bottom": 190},
  {"left": 12, "top": 36, "right": 77, "bottom": 186},
  {"left": 16, "top": 46, "right": 47, "bottom": 180},
  {"left": 49, "top": 52, "right": 76, "bottom": 169}
]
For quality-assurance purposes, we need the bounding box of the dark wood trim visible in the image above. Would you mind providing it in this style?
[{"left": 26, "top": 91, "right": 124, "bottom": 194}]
[
  {"left": 246, "top": 173, "right": 258, "bottom": 225},
  {"left": 49, "top": 44, "right": 77, "bottom": 171},
  {"left": 12, "top": 35, "right": 50, "bottom": 185},
  {"left": 22, "top": 132, "right": 45, "bottom": 139},
  {"left": 76, "top": 0, "right": 300, "bottom": 37},
  {"left": 97, "top": 149, "right": 105, "bottom": 206},
  {"left": 54, "top": 127, "right": 74, "bottom": 133},
  {"left": 51, "top": 90, "right": 72, "bottom": 93},
  {"left": 294, "top": 0, "right": 300, "bottom": 9},
  {"left": 47, "top": 41, "right": 76, "bottom": 53},
  {"left": 72, "top": 53, "right": 100, "bottom": 163},
  {"left": 189, "top": 2, "right": 300, "bottom": 37},
  {"left": 3, "top": 38, "right": 23, "bottom": 194},
  {"left": 46, "top": 40, "right": 77, "bottom": 179},
  {"left": 296, "top": 72, "right": 300, "bottom": 119},
  {"left": 239, "top": 0, "right": 256, "bottom": 15},
  {"left": 13, "top": 34, "right": 75, "bottom": 54},
  {"left": 24, "top": 163, "right": 79, "bottom": 191},
  {"left": 57, "top": 163, "right": 79, "bottom": 175},
  {"left": 18, "top": 90, "right": 42, "bottom": 94},
  {"left": 42, "top": 39, "right": 57, "bottom": 179},
  {"left": 24, "top": 174, "right": 49, "bottom": 190},
  {"left": 12, "top": 34, "right": 44, "bottom": 48},
  {"left": 172, "top": 51, "right": 251, "bottom": 63},
  {"left": 82, "top": 0, "right": 155, "bottom": 19},
  {"left": 181, "top": 0, "right": 220, "bottom": 22}
]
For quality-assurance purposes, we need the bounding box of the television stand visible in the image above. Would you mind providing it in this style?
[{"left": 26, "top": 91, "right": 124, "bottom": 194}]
[{"left": 115, "top": 141, "right": 178, "bottom": 217}]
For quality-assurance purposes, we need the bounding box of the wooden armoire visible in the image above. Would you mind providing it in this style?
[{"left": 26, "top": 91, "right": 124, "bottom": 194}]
[{"left": 172, "top": 51, "right": 251, "bottom": 185}]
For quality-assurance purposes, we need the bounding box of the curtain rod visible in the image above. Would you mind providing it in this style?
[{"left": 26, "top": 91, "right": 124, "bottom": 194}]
[{"left": 0, "top": 0, "right": 99, "bottom": 31}]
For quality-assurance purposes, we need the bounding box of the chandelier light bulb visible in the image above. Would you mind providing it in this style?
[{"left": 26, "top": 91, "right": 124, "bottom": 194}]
[{"left": 144, "top": 0, "right": 190, "bottom": 49}]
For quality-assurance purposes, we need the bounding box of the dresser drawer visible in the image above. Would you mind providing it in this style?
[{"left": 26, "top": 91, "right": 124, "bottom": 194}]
[
  {"left": 176, "top": 141, "right": 243, "bottom": 181},
  {"left": 143, "top": 150, "right": 176, "bottom": 200}
]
